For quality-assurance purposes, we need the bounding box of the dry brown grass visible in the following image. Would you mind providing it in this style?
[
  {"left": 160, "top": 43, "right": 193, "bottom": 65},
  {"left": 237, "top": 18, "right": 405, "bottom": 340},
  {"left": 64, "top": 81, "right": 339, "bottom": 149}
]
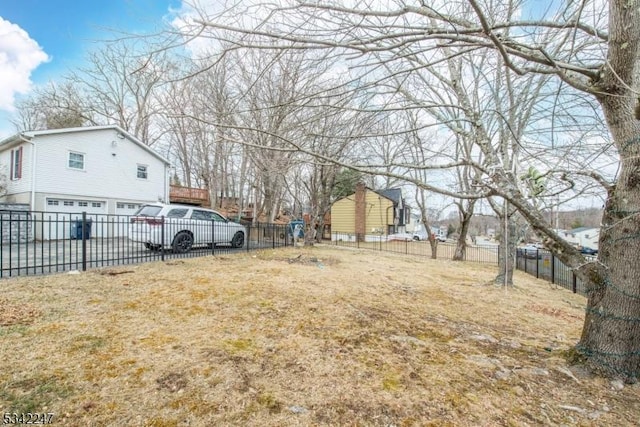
[{"left": 0, "top": 245, "right": 638, "bottom": 426}]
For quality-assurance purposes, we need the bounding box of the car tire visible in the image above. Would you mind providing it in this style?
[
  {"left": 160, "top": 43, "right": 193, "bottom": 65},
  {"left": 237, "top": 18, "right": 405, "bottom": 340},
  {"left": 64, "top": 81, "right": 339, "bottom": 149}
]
[
  {"left": 172, "top": 231, "right": 194, "bottom": 253},
  {"left": 413, "top": 236, "right": 420, "bottom": 241},
  {"left": 231, "top": 231, "right": 244, "bottom": 248}
]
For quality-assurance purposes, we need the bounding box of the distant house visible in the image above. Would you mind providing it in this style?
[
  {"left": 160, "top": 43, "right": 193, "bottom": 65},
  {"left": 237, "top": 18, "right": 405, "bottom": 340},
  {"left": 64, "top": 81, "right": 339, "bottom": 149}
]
[
  {"left": 406, "top": 213, "right": 422, "bottom": 233},
  {"left": 0, "top": 125, "right": 171, "bottom": 239},
  {"left": 554, "top": 227, "right": 600, "bottom": 250},
  {"left": 331, "top": 182, "right": 409, "bottom": 241},
  {"left": 569, "top": 227, "right": 600, "bottom": 249}
]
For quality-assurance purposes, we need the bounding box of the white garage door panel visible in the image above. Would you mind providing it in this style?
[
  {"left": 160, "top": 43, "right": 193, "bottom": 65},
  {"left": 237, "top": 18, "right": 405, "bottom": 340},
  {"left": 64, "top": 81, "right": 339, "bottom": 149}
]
[
  {"left": 115, "top": 202, "right": 142, "bottom": 216},
  {"left": 46, "top": 199, "right": 106, "bottom": 215},
  {"left": 44, "top": 198, "right": 107, "bottom": 240}
]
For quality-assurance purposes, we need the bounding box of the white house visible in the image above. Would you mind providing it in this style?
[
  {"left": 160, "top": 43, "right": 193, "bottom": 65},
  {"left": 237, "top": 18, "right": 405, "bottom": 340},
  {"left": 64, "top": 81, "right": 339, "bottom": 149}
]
[
  {"left": 406, "top": 213, "right": 421, "bottom": 233},
  {"left": 0, "top": 125, "right": 171, "bottom": 239},
  {"left": 554, "top": 227, "right": 600, "bottom": 250},
  {"left": 569, "top": 227, "right": 600, "bottom": 250}
]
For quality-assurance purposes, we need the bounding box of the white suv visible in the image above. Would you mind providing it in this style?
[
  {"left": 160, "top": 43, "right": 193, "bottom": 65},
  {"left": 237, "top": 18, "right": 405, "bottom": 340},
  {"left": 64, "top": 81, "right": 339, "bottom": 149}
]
[{"left": 128, "top": 203, "right": 246, "bottom": 253}]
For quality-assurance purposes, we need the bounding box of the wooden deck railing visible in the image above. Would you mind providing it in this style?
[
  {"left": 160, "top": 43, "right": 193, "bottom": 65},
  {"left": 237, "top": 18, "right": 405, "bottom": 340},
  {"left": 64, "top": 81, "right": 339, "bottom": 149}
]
[{"left": 169, "top": 185, "right": 209, "bottom": 205}]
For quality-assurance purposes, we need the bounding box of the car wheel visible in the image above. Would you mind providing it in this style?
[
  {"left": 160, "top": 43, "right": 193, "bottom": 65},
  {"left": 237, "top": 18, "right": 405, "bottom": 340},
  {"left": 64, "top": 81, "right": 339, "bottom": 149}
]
[
  {"left": 172, "top": 231, "right": 194, "bottom": 253},
  {"left": 413, "top": 236, "right": 420, "bottom": 241},
  {"left": 231, "top": 231, "right": 244, "bottom": 248}
]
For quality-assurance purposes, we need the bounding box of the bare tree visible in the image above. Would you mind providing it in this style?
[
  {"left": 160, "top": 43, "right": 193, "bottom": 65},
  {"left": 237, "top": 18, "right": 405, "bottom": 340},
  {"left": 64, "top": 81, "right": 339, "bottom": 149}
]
[
  {"left": 300, "top": 91, "right": 371, "bottom": 241},
  {"left": 12, "top": 82, "right": 90, "bottom": 131},
  {"left": 171, "top": 0, "right": 640, "bottom": 378},
  {"left": 64, "top": 40, "right": 170, "bottom": 144}
]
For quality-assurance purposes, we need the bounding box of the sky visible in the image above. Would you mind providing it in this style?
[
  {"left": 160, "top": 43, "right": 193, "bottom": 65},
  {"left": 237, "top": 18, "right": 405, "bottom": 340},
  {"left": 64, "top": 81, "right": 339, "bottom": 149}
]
[{"left": 0, "top": 0, "right": 180, "bottom": 139}]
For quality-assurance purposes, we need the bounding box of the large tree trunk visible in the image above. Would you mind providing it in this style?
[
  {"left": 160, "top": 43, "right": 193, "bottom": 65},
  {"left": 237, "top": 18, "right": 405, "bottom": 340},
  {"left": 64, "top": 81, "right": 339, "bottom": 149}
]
[
  {"left": 576, "top": 102, "right": 640, "bottom": 377},
  {"left": 427, "top": 233, "right": 438, "bottom": 260},
  {"left": 420, "top": 216, "right": 437, "bottom": 259},
  {"left": 577, "top": 181, "right": 640, "bottom": 379},
  {"left": 572, "top": 0, "right": 640, "bottom": 381},
  {"left": 453, "top": 201, "right": 475, "bottom": 261},
  {"left": 494, "top": 213, "right": 516, "bottom": 287}
]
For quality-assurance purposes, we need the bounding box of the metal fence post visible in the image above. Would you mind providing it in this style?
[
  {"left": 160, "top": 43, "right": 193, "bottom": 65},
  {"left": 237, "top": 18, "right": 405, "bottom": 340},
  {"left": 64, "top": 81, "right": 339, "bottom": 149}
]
[
  {"left": 0, "top": 212, "right": 3, "bottom": 278},
  {"left": 247, "top": 225, "right": 251, "bottom": 252},
  {"left": 81, "top": 211, "right": 87, "bottom": 271},
  {"left": 161, "top": 216, "right": 165, "bottom": 262},
  {"left": 572, "top": 272, "right": 577, "bottom": 293},
  {"left": 551, "top": 253, "right": 555, "bottom": 284},
  {"left": 212, "top": 219, "right": 215, "bottom": 255},
  {"left": 536, "top": 249, "right": 539, "bottom": 279}
]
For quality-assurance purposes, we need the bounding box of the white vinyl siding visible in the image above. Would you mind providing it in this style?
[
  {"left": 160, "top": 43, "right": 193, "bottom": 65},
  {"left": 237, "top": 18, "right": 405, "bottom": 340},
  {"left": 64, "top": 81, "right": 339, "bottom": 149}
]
[{"left": 32, "top": 128, "right": 168, "bottom": 203}]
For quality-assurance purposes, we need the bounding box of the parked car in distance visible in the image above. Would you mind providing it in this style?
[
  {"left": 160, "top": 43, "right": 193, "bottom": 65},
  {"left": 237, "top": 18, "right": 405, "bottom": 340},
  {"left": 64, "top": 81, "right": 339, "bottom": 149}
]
[
  {"left": 128, "top": 203, "right": 246, "bottom": 253},
  {"left": 412, "top": 231, "right": 446, "bottom": 242},
  {"left": 518, "top": 244, "right": 541, "bottom": 259},
  {"left": 412, "top": 231, "right": 428, "bottom": 241},
  {"left": 580, "top": 247, "right": 598, "bottom": 255}
]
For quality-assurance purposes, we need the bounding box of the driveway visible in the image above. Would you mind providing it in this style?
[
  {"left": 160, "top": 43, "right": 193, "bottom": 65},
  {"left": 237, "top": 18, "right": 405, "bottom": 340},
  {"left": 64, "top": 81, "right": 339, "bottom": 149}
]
[{"left": 0, "top": 236, "right": 284, "bottom": 278}]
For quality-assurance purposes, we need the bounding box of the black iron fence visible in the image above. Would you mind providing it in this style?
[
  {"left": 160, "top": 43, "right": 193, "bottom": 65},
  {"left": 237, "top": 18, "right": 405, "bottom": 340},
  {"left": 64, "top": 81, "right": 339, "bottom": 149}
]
[
  {"left": 329, "top": 232, "right": 500, "bottom": 264},
  {"left": 515, "top": 248, "right": 589, "bottom": 295},
  {"left": 0, "top": 210, "right": 291, "bottom": 278},
  {"left": 330, "top": 232, "right": 588, "bottom": 295},
  {"left": 0, "top": 211, "right": 592, "bottom": 295}
]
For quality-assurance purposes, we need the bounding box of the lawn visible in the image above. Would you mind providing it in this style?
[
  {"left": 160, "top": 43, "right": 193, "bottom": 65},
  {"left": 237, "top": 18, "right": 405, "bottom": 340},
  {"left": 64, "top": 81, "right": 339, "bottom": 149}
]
[{"left": 1, "top": 246, "right": 638, "bottom": 426}]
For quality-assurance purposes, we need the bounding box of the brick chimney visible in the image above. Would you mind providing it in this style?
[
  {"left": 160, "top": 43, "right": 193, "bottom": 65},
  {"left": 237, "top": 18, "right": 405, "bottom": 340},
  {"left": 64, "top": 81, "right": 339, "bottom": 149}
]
[{"left": 355, "top": 182, "right": 366, "bottom": 242}]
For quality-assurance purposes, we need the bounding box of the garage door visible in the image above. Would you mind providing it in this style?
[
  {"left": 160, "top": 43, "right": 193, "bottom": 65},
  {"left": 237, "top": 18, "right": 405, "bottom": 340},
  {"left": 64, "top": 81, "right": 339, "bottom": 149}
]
[
  {"left": 115, "top": 202, "right": 142, "bottom": 216},
  {"left": 46, "top": 199, "right": 107, "bottom": 215},
  {"left": 43, "top": 198, "right": 107, "bottom": 240}
]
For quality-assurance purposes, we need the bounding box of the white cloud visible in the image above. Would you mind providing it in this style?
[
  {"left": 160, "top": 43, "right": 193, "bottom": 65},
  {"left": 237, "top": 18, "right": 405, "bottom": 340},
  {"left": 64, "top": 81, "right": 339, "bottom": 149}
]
[{"left": 0, "top": 17, "right": 49, "bottom": 112}]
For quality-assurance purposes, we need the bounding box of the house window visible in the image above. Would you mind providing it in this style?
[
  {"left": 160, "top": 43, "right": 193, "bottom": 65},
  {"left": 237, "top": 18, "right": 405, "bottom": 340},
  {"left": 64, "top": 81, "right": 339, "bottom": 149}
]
[
  {"left": 78, "top": 202, "right": 88, "bottom": 207},
  {"left": 10, "top": 147, "right": 23, "bottom": 180},
  {"left": 127, "top": 204, "right": 136, "bottom": 209},
  {"left": 117, "top": 203, "right": 125, "bottom": 209},
  {"left": 92, "top": 202, "right": 102, "bottom": 208},
  {"left": 68, "top": 152, "right": 85, "bottom": 170},
  {"left": 63, "top": 201, "right": 74, "bottom": 207},
  {"left": 47, "top": 200, "right": 59, "bottom": 206},
  {"left": 137, "top": 165, "right": 148, "bottom": 179}
]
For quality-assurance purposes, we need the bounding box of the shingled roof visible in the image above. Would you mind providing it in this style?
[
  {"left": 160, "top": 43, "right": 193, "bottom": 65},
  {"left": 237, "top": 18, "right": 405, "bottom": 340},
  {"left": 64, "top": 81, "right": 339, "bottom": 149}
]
[{"left": 375, "top": 188, "right": 402, "bottom": 206}]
